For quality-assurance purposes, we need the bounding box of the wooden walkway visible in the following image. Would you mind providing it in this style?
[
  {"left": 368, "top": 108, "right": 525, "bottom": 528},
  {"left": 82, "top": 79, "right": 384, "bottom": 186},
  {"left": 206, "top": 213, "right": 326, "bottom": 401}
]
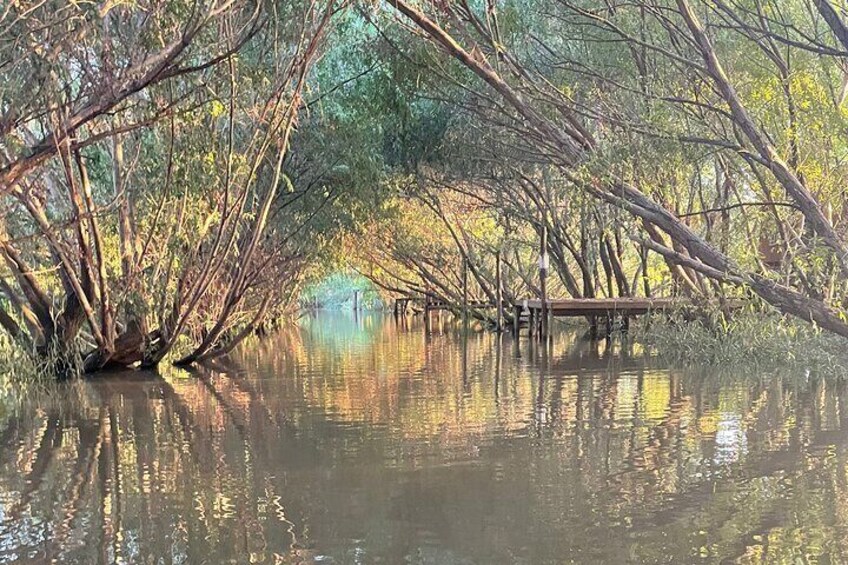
[
  {"left": 514, "top": 297, "right": 746, "bottom": 336},
  {"left": 426, "top": 299, "right": 494, "bottom": 311},
  {"left": 521, "top": 297, "right": 706, "bottom": 316},
  {"left": 391, "top": 294, "right": 745, "bottom": 337},
  {"left": 393, "top": 296, "right": 495, "bottom": 315}
]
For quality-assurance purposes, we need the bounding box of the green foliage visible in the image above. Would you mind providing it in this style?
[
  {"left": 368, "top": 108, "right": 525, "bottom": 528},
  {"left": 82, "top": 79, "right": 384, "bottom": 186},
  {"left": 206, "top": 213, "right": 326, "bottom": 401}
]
[
  {"left": 636, "top": 311, "right": 848, "bottom": 377},
  {"left": 6, "top": 0, "right": 848, "bottom": 376}
]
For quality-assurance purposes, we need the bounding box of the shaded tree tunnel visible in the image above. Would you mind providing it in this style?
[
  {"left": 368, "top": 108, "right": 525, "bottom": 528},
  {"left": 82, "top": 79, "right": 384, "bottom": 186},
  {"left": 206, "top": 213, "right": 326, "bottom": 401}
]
[{"left": 4, "top": 0, "right": 848, "bottom": 378}]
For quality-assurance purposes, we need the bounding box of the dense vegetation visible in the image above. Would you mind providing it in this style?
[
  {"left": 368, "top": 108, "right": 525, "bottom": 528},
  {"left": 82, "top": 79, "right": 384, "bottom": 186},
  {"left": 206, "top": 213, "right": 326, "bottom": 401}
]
[{"left": 5, "top": 0, "right": 848, "bottom": 377}]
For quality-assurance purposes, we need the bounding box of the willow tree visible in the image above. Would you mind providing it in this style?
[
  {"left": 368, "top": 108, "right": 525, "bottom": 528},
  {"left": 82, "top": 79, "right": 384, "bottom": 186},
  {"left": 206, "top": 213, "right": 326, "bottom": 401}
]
[
  {"left": 380, "top": 0, "right": 848, "bottom": 338},
  {"left": 0, "top": 0, "right": 341, "bottom": 376}
]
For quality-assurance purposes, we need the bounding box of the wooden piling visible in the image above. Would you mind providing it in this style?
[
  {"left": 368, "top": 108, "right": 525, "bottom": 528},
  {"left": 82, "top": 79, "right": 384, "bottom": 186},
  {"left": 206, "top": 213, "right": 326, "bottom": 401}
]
[
  {"left": 513, "top": 303, "right": 521, "bottom": 335},
  {"left": 539, "top": 221, "right": 549, "bottom": 339},
  {"left": 496, "top": 250, "right": 504, "bottom": 332},
  {"left": 462, "top": 257, "right": 469, "bottom": 325},
  {"left": 529, "top": 306, "right": 536, "bottom": 338}
]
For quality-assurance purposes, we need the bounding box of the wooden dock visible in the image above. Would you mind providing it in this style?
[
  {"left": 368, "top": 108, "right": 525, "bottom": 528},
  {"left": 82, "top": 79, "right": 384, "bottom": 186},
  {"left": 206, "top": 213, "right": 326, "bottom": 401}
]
[
  {"left": 426, "top": 299, "right": 494, "bottom": 311},
  {"left": 513, "top": 297, "right": 746, "bottom": 336},
  {"left": 393, "top": 297, "right": 495, "bottom": 315},
  {"left": 391, "top": 293, "right": 745, "bottom": 337},
  {"left": 522, "top": 297, "right": 700, "bottom": 316}
]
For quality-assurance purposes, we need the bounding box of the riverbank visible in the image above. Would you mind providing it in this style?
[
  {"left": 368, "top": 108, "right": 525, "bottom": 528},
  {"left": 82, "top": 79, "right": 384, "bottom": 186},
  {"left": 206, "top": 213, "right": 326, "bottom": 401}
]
[
  {"left": 635, "top": 311, "right": 848, "bottom": 377},
  {"left": 3, "top": 309, "right": 847, "bottom": 384}
]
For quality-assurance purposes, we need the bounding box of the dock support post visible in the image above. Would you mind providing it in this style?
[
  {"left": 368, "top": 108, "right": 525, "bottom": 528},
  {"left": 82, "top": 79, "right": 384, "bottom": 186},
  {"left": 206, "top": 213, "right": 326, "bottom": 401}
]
[
  {"left": 539, "top": 220, "right": 549, "bottom": 339},
  {"left": 589, "top": 315, "right": 598, "bottom": 339},
  {"left": 462, "top": 257, "right": 469, "bottom": 326},
  {"left": 529, "top": 307, "right": 536, "bottom": 338},
  {"left": 496, "top": 250, "right": 504, "bottom": 332},
  {"left": 514, "top": 303, "right": 523, "bottom": 336},
  {"left": 424, "top": 293, "right": 431, "bottom": 334}
]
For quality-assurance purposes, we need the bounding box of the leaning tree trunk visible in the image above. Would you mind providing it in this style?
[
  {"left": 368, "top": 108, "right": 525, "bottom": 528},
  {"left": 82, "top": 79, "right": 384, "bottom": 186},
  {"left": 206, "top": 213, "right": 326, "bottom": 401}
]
[{"left": 389, "top": 0, "right": 848, "bottom": 338}]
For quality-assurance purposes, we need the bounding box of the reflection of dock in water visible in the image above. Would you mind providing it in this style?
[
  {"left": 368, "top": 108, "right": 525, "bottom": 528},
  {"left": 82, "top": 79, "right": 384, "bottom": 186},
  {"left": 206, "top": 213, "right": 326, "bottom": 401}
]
[
  {"left": 514, "top": 332, "right": 656, "bottom": 377},
  {"left": 3, "top": 318, "right": 848, "bottom": 563}
]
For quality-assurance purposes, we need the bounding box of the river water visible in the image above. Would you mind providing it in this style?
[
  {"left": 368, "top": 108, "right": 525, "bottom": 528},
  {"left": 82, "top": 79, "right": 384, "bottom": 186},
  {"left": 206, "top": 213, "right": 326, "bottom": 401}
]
[{"left": 0, "top": 311, "right": 846, "bottom": 563}]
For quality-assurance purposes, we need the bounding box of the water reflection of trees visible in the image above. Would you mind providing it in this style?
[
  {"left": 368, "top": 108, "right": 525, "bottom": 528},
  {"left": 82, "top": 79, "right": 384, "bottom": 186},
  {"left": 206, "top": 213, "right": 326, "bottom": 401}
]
[
  {"left": 238, "top": 316, "right": 848, "bottom": 562},
  {"left": 0, "top": 372, "right": 317, "bottom": 563},
  {"left": 1, "top": 315, "right": 848, "bottom": 562}
]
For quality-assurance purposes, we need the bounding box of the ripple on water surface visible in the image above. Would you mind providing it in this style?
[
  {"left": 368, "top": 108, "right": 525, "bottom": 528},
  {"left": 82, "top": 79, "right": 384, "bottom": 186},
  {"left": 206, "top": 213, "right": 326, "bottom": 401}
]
[{"left": 0, "top": 311, "right": 845, "bottom": 563}]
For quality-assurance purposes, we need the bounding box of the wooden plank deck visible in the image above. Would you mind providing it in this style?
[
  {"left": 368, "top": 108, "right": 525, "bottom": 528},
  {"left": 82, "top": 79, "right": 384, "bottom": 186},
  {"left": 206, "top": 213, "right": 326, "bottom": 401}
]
[
  {"left": 518, "top": 297, "right": 740, "bottom": 317},
  {"left": 426, "top": 299, "right": 494, "bottom": 311},
  {"left": 513, "top": 297, "right": 747, "bottom": 337}
]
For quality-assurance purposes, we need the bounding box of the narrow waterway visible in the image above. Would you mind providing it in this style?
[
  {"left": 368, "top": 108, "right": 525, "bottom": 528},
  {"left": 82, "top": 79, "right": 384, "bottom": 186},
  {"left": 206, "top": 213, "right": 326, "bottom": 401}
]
[{"left": 1, "top": 312, "right": 846, "bottom": 563}]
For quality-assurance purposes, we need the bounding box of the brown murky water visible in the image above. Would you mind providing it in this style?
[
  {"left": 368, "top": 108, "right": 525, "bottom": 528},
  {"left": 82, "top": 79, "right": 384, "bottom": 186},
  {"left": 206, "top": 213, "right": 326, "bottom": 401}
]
[{"left": 1, "top": 312, "right": 847, "bottom": 564}]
